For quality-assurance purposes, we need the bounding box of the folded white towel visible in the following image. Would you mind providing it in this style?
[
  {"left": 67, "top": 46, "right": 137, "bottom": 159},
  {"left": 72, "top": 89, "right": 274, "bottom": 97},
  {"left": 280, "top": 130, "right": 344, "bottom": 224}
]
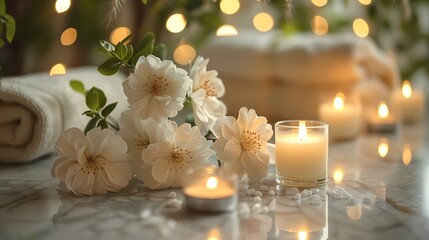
[{"left": 0, "top": 67, "right": 127, "bottom": 163}]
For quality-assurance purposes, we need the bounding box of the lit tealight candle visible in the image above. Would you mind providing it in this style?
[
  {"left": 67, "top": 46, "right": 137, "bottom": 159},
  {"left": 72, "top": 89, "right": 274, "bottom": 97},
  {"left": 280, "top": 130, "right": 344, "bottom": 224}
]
[
  {"left": 183, "top": 167, "right": 238, "bottom": 213},
  {"left": 275, "top": 120, "right": 329, "bottom": 187},
  {"left": 390, "top": 80, "right": 426, "bottom": 124},
  {"left": 318, "top": 93, "right": 361, "bottom": 141},
  {"left": 367, "top": 101, "right": 397, "bottom": 132}
]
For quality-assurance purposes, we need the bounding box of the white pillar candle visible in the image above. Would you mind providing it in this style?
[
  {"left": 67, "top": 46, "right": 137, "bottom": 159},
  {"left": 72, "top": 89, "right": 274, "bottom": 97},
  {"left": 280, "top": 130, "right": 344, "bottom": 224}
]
[
  {"left": 318, "top": 93, "right": 361, "bottom": 141},
  {"left": 275, "top": 121, "right": 328, "bottom": 187},
  {"left": 390, "top": 80, "right": 426, "bottom": 123}
]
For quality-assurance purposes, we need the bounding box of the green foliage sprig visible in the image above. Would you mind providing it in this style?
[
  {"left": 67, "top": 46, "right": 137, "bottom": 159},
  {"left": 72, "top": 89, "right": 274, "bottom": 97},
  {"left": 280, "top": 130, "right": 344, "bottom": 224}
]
[
  {"left": 0, "top": 0, "right": 15, "bottom": 49},
  {"left": 97, "top": 32, "right": 166, "bottom": 76},
  {"left": 70, "top": 80, "right": 119, "bottom": 134},
  {"left": 69, "top": 32, "right": 167, "bottom": 134}
]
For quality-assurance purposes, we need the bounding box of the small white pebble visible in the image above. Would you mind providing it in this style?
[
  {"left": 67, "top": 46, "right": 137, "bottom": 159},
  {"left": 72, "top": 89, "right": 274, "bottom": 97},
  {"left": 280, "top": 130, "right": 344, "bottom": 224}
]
[
  {"left": 166, "top": 219, "right": 177, "bottom": 229},
  {"left": 252, "top": 203, "right": 262, "bottom": 214},
  {"left": 268, "top": 190, "right": 276, "bottom": 196},
  {"left": 260, "top": 185, "right": 269, "bottom": 191},
  {"left": 253, "top": 196, "right": 262, "bottom": 203},
  {"left": 310, "top": 197, "right": 322, "bottom": 206},
  {"left": 238, "top": 203, "right": 250, "bottom": 217},
  {"left": 255, "top": 191, "right": 263, "bottom": 197},
  {"left": 347, "top": 198, "right": 358, "bottom": 205},
  {"left": 167, "top": 191, "right": 177, "bottom": 199},
  {"left": 333, "top": 193, "right": 344, "bottom": 200},
  {"left": 261, "top": 206, "right": 269, "bottom": 214},
  {"left": 247, "top": 189, "right": 256, "bottom": 196},
  {"left": 166, "top": 199, "right": 182, "bottom": 209},
  {"left": 318, "top": 194, "right": 327, "bottom": 201},
  {"left": 362, "top": 196, "right": 372, "bottom": 206},
  {"left": 346, "top": 194, "right": 353, "bottom": 199},
  {"left": 139, "top": 209, "right": 152, "bottom": 220},
  {"left": 291, "top": 193, "right": 301, "bottom": 200},
  {"left": 335, "top": 186, "right": 346, "bottom": 193},
  {"left": 301, "top": 190, "right": 312, "bottom": 198},
  {"left": 311, "top": 189, "right": 320, "bottom": 194},
  {"left": 326, "top": 188, "right": 335, "bottom": 195},
  {"left": 286, "top": 188, "right": 299, "bottom": 195}
]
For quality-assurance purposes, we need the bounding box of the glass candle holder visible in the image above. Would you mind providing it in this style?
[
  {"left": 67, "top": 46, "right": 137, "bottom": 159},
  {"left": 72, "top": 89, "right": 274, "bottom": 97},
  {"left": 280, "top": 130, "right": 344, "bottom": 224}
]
[
  {"left": 183, "top": 166, "right": 238, "bottom": 213},
  {"left": 275, "top": 120, "right": 329, "bottom": 187}
]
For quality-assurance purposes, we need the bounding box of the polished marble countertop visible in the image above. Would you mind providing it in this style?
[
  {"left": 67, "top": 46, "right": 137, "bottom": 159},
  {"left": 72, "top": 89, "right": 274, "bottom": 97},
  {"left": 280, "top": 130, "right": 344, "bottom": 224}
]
[{"left": 0, "top": 122, "right": 428, "bottom": 240}]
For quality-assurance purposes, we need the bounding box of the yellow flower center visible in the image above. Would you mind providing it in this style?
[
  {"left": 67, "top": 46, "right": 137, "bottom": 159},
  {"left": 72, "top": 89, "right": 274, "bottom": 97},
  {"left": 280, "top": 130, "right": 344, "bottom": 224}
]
[
  {"left": 82, "top": 154, "right": 107, "bottom": 175},
  {"left": 135, "top": 136, "right": 149, "bottom": 151},
  {"left": 170, "top": 147, "right": 192, "bottom": 171},
  {"left": 146, "top": 74, "right": 168, "bottom": 96},
  {"left": 241, "top": 130, "right": 262, "bottom": 152},
  {"left": 200, "top": 79, "right": 217, "bottom": 97}
]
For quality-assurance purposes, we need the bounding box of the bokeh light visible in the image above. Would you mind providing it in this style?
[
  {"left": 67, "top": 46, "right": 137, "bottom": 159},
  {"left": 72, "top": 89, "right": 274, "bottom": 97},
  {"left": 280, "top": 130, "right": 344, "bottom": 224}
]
[
  {"left": 311, "top": 0, "right": 328, "bottom": 7},
  {"left": 220, "top": 0, "right": 240, "bottom": 15},
  {"left": 166, "top": 13, "right": 187, "bottom": 33},
  {"left": 216, "top": 24, "right": 238, "bottom": 36},
  {"left": 333, "top": 169, "right": 344, "bottom": 183},
  {"left": 110, "top": 27, "right": 131, "bottom": 45},
  {"left": 50, "top": 63, "right": 67, "bottom": 76},
  {"left": 311, "top": 15, "right": 329, "bottom": 36},
  {"left": 60, "top": 28, "right": 77, "bottom": 46},
  {"left": 174, "top": 44, "right": 196, "bottom": 65},
  {"left": 353, "top": 18, "right": 369, "bottom": 38},
  {"left": 358, "top": 0, "right": 372, "bottom": 5},
  {"left": 253, "top": 12, "right": 274, "bottom": 32},
  {"left": 55, "top": 0, "right": 71, "bottom": 13}
]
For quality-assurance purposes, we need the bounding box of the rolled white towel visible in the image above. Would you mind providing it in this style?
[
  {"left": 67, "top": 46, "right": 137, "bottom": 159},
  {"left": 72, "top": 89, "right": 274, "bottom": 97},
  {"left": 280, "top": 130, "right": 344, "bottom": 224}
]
[{"left": 0, "top": 67, "right": 127, "bottom": 163}]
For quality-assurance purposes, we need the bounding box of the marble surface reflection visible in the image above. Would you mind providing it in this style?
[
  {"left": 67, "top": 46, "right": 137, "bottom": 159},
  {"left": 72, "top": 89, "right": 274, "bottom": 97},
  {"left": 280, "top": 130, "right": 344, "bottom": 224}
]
[{"left": 0, "top": 122, "right": 428, "bottom": 240}]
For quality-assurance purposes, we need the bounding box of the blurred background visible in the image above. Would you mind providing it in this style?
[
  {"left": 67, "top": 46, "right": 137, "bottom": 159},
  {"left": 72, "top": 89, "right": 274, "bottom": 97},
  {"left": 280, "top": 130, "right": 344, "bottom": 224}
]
[{"left": 0, "top": 0, "right": 428, "bottom": 82}]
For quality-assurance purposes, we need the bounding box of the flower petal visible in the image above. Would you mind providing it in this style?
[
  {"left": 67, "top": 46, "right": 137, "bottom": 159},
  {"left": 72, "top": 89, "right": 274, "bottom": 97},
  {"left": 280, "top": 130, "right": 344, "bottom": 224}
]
[
  {"left": 151, "top": 158, "right": 172, "bottom": 183},
  {"left": 242, "top": 151, "right": 269, "bottom": 181}
]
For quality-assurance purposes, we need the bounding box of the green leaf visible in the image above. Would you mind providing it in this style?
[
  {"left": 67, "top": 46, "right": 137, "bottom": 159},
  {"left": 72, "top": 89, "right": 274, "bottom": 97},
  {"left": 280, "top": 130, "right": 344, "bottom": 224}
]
[
  {"left": 97, "top": 120, "right": 109, "bottom": 129},
  {"left": 0, "top": 0, "right": 5, "bottom": 15},
  {"left": 101, "top": 102, "right": 117, "bottom": 118},
  {"left": 153, "top": 44, "right": 167, "bottom": 60},
  {"left": 121, "top": 34, "right": 132, "bottom": 44},
  {"left": 82, "top": 110, "right": 95, "bottom": 118},
  {"left": 84, "top": 117, "right": 99, "bottom": 134},
  {"left": 124, "top": 45, "right": 133, "bottom": 62},
  {"left": 131, "top": 32, "right": 155, "bottom": 65},
  {"left": 0, "top": 39, "right": 4, "bottom": 48},
  {"left": 69, "top": 80, "right": 86, "bottom": 95},
  {"left": 86, "top": 88, "right": 100, "bottom": 111},
  {"left": 97, "top": 58, "right": 122, "bottom": 76},
  {"left": 100, "top": 40, "right": 115, "bottom": 52},
  {"left": 95, "top": 88, "right": 107, "bottom": 109},
  {"left": 4, "top": 14, "right": 15, "bottom": 43},
  {"left": 115, "top": 41, "right": 127, "bottom": 60},
  {"left": 141, "top": 0, "right": 149, "bottom": 5}
]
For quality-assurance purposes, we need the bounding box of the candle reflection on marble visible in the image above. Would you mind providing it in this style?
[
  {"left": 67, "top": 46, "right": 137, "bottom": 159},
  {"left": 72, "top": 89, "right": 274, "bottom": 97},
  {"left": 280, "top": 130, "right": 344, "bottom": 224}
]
[
  {"left": 274, "top": 196, "right": 328, "bottom": 240},
  {"left": 402, "top": 144, "right": 412, "bottom": 166},
  {"left": 377, "top": 138, "right": 389, "bottom": 158},
  {"left": 347, "top": 202, "right": 362, "bottom": 221}
]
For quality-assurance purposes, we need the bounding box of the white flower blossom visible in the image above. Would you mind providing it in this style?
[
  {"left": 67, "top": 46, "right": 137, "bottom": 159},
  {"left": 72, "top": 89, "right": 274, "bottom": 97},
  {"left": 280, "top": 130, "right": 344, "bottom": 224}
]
[
  {"left": 118, "top": 110, "right": 175, "bottom": 177},
  {"left": 52, "top": 127, "right": 132, "bottom": 196},
  {"left": 123, "top": 55, "right": 192, "bottom": 121},
  {"left": 189, "top": 56, "right": 227, "bottom": 134},
  {"left": 212, "top": 107, "right": 273, "bottom": 181},
  {"left": 140, "top": 122, "right": 214, "bottom": 189}
]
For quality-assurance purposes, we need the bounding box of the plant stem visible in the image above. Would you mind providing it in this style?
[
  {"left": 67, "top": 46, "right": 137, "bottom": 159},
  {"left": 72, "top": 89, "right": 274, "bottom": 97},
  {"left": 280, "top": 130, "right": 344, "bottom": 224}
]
[{"left": 95, "top": 113, "right": 119, "bottom": 131}]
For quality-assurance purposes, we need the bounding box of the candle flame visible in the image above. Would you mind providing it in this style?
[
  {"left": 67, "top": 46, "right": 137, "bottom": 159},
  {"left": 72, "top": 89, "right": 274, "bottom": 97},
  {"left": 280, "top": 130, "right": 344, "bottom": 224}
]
[
  {"left": 333, "top": 93, "right": 345, "bottom": 110},
  {"left": 298, "top": 231, "right": 308, "bottom": 240},
  {"left": 333, "top": 169, "right": 344, "bottom": 183},
  {"left": 298, "top": 121, "right": 307, "bottom": 141},
  {"left": 206, "top": 177, "right": 218, "bottom": 189},
  {"left": 378, "top": 138, "right": 389, "bottom": 158},
  {"left": 402, "top": 145, "right": 412, "bottom": 165},
  {"left": 402, "top": 80, "right": 412, "bottom": 99},
  {"left": 378, "top": 102, "right": 389, "bottom": 119},
  {"left": 207, "top": 228, "right": 220, "bottom": 240}
]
